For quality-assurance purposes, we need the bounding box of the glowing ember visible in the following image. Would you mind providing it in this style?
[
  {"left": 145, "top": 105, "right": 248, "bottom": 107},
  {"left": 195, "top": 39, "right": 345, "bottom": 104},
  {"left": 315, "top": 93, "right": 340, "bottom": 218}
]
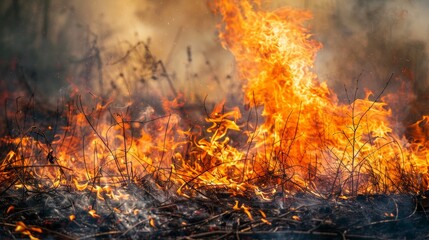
[
  {"left": 15, "top": 221, "right": 42, "bottom": 240},
  {"left": 259, "top": 209, "right": 271, "bottom": 225},
  {"left": 149, "top": 217, "right": 156, "bottom": 228},
  {"left": 88, "top": 209, "right": 100, "bottom": 218},
  {"left": 6, "top": 205, "right": 14, "bottom": 214},
  {"left": 1, "top": 0, "right": 429, "bottom": 209},
  {"left": 241, "top": 204, "right": 254, "bottom": 221}
]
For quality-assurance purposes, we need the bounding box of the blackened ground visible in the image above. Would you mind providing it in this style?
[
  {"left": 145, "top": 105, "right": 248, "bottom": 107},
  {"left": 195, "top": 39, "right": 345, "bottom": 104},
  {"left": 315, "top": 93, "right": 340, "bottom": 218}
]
[{"left": 0, "top": 182, "right": 428, "bottom": 239}]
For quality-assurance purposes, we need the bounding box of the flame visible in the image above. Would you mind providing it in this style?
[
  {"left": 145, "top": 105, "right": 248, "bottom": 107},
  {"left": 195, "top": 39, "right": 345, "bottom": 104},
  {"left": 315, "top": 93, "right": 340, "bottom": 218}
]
[
  {"left": 233, "top": 200, "right": 240, "bottom": 210},
  {"left": 149, "top": 217, "right": 156, "bottom": 228},
  {"left": 6, "top": 205, "right": 14, "bottom": 214},
  {"left": 15, "top": 221, "right": 42, "bottom": 240},
  {"left": 1, "top": 0, "right": 429, "bottom": 209},
  {"left": 261, "top": 218, "right": 271, "bottom": 225},
  {"left": 212, "top": 0, "right": 429, "bottom": 195},
  {"left": 259, "top": 209, "right": 271, "bottom": 224},
  {"left": 241, "top": 204, "right": 254, "bottom": 221},
  {"left": 88, "top": 209, "right": 100, "bottom": 218}
]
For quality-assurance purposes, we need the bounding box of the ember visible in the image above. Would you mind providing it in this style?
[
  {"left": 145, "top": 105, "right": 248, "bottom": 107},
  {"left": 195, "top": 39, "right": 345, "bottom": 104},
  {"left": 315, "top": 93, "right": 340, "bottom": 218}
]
[{"left": 1, "top": 0, "right": 429, "bottom": 239}]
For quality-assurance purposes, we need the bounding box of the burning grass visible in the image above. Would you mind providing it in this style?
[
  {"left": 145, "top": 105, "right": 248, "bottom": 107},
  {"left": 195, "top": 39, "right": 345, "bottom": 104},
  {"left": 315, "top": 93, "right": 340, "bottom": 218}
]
[{"left": 1, "top": 0, "right": 429, "bottom": 239}]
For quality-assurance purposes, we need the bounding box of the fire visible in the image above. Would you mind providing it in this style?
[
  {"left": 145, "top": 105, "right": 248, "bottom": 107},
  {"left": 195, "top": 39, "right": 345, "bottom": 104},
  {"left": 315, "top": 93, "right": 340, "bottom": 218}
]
[
  {"left": 213, "top": 0, "right": 429, "bottom": 195},
  {"left": 6, "top": 205, "right": 14, "bottom": 214},
  {"left": 1, "top": 0, "right": 429, "bottom": 208},
  {"left": 15, "top": 221, "right": 42, "bottom": 240},
  {"left": 88, "top": 209, "right": 100, "bottom": 218}
]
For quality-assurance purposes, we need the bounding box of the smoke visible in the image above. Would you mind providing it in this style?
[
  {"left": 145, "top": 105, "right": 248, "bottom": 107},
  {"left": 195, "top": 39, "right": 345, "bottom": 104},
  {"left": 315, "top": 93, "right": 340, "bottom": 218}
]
[
  {"left": 129, "top": 0, "right": 235, "bottom": 102},
  {"left": 66, "top": 0, "right": 235, "bottom": 103},
  {"left": 0, "top": 0, "right": 234, "bottom": 105},
  {"left": 273, "top": 0, "right": 429, "bottom": 125},
  {"left": 1, "top": 0, "right": 428, "bottom": 124}
]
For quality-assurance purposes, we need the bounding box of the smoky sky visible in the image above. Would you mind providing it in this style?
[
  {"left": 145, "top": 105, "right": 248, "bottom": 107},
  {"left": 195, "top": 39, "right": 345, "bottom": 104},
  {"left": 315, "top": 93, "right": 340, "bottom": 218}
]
[
  {"left": 305, "top": 0, "right": 429, "bottom": 125},
  {"left": 0, "top": 0, "right": 428, "bottom": 124}
]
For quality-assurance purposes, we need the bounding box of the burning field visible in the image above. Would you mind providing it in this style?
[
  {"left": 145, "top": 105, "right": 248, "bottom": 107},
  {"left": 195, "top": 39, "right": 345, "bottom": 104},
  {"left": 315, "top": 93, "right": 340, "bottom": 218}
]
[{"left": 1, "top": 0, "right": 429, "bottom": 239}]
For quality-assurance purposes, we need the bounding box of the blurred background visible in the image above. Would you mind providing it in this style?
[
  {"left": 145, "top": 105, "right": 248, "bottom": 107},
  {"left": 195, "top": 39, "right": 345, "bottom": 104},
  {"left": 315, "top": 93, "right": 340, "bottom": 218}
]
[{"left": 0, "top": 0, "right": 428, "bottom": 126}]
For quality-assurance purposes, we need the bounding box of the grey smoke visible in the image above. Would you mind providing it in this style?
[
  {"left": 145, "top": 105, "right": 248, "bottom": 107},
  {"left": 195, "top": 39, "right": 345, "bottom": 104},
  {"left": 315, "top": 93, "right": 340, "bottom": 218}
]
[
  {"left": 293, "top": 0, "right": 429, "bottom": 125},
  {"left": 1, "top": 0, "right": 428, "bottom": 126}
]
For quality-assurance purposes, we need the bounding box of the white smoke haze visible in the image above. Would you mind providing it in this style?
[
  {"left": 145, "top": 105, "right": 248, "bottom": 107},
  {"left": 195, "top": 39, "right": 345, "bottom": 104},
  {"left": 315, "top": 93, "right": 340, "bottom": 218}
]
[
  {"left": 79, "top": 0, "right": 429, "bottom": 125},
  {"left": 258, "top": 0, "right": 429, "bottom": 126},
  {"left": 69, "top": 0, "right": 234, "bottom": 103},
  {"left": 304, "top": 0, "right": 429, "bottom": 125},
  {"left": 1, "top": 0, "right": 428, "bottom": 124}
]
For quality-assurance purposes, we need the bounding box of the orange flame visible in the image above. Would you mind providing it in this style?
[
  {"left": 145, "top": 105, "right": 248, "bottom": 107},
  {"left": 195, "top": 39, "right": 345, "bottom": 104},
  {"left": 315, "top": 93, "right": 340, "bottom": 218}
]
[
  {"left": 212, "top": 0, "right": 429, "bottom": 195},
  {"left": 1, "top": 0, "right": 429, "bottom": 204},
  {"left": 88, "top": 209, "right": 100, "bottom": 218},
  {"left": 6, "top": 205, "right": 14, "bottom": 214},
  {"left": 15, "top": 221, "right": 42, "bottom": 240}
]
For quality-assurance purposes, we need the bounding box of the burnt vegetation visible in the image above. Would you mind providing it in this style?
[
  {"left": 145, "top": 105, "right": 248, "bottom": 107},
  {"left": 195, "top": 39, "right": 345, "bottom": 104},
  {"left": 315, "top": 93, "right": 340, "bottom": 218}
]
[{"left": 1, "top": 1, "right": 429, "bottom": 239}]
